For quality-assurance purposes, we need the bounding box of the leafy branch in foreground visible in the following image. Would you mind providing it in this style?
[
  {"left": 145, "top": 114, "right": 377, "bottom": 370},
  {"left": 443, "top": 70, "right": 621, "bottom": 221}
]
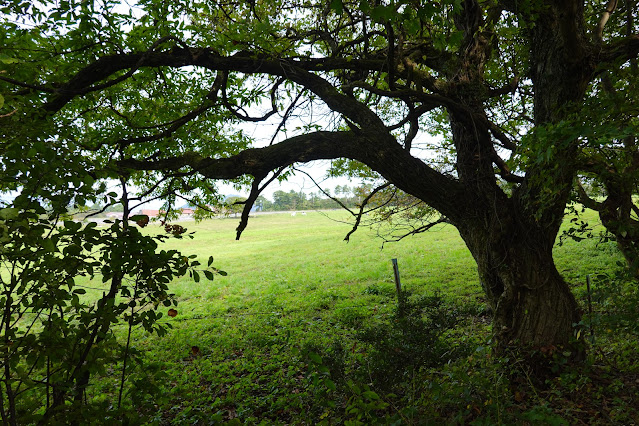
[{"left": 0, "top": 197, "right": 223, "bottom": 424}]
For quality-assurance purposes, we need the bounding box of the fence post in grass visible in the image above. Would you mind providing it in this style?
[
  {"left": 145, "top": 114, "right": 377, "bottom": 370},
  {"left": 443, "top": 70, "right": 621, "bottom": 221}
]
[
  {"left": 391, "top": 258, "right": 404, "bottom": 316},
  {"left": 586, "top": 275, "right": 595, "bottom": 344}
]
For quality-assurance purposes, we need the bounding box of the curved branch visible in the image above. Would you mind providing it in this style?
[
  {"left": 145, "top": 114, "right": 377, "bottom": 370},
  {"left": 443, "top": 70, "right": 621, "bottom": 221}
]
[
  {"left": 387, "top": 103, "right": 438, "bottom": 131},
  {"left": 343, "top": 182, "right": 391, "bottom": 242},
  {"left": 268, "top": 89, "right": 306, "bottom": 146},
  {"left": 236, "top": 167, "right": 285, "bottom": 239},
  {"left": 378, "top": 217, "right": 449, "bottom": 247},
  {"left": 109, "top": 71, "right": 225, "bottom": 132},
  {"left": 110, "top": 85, "right": 221, "bottom": 149},
  {"left": 116, "top": 130, "right": 469, "bottom": 222},
  {"left": 221, "top": 75, "right": 283, "bottom": 122},
  {"left": 39, "top": 47, "right": 394, "bottom": 140},
  {"left": 42, "top": 48, "right": 387, "bottom": 118},
  {"left": 487, "top": 75, "right": 520, "bottom": 97},
  {"left": 488, "top": 122, "right": 518, "bottom": 151},
  {"left": 491, "top": 147, "right": 524, "bottom": 183},
  {"left": 293, "top": 166, "right": 356, "bottom": 214},
  {"left": 292, "top": 169, "right": 397, "bottom": 241},
  {"left": 0, "top": 75, "right": 55, "bottom": 93},
  {"left": 575, "top": 179, "right": 603, "bottom": 211}
]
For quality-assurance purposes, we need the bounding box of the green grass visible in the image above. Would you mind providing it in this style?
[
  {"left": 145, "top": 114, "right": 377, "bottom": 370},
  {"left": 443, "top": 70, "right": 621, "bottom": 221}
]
[
  {"left": 84, "top": 210, "right": 638, "bottom": 424},
  {"left": 157, "top": 211, "right": 479, "bottom": 316}
]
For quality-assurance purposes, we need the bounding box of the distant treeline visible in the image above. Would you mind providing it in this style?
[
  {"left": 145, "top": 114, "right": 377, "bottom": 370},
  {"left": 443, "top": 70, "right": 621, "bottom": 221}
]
[
  {"left": 82, "top": 185, "right": 369, "bottom": 217},
  {"left": 256, "top": 185, "right": 363, "bottom": 211}
]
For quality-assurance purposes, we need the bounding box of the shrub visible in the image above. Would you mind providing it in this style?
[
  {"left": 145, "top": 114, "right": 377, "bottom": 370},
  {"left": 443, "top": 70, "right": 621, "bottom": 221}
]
[{"left": 356, "top": 291, "right": 474, "bottom": 391}]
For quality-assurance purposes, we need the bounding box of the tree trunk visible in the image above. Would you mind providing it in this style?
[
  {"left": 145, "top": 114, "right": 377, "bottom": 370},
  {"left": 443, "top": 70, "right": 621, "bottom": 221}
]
[
  {"left": 458, "top": 217, "right": 581, "bottom": 351},
  {"left": 443, "top": 105, "right": 583, "bottom": 352},
  {"left": 599, "top": 189, "right": 639, "bottom": 276}
]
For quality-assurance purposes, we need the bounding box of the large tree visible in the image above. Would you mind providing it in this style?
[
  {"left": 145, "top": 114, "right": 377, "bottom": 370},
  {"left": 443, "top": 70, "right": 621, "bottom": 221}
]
[{"left": 2, "top": 0, "right": 638, "bottom": 352}]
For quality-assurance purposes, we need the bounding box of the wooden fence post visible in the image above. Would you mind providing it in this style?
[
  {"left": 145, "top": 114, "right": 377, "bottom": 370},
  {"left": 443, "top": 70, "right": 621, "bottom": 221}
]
[{"left": 392, "top": 258, "right": 403, "bottom": 315}]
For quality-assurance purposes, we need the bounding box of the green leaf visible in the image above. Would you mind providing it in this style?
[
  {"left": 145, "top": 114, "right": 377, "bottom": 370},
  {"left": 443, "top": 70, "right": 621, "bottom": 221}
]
[
  {"left": 0, "top": 207, "right": 19, "bottom": 220},
  {"left": 42, "top": 238, "right": 55, "bottom": 253},
  {"left": 369, "top": 5, "right": 395, "bottom": 22},
  {"left": 329, "top": 0, "right": 343, "bottom": 14},
  {"left": 325, "top": 379, "right": 337, "bottom": 391},
  {"left": 362, "top": 390, "right": 380, "bottom": 400},
  {"left": 193, "top": 270, "right": 200, "bottom": 283},
  {"left": 308, "top": 351, "right": 322, "bottom": 364}
]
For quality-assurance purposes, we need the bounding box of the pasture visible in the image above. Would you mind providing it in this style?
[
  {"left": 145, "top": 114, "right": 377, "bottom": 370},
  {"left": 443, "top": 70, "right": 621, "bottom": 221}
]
[{"left": 85, "top": 210, "right": 637, "bottom": 424}]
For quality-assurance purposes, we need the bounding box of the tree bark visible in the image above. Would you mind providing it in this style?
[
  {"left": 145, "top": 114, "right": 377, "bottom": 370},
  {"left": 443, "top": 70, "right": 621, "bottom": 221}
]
[
  {"left": 444, "top": 103, "right": 582, "bottom": 352},
  {"left": 457, "top": 213, "right": 581, "bottom": 350},
  {"left": 598, "top": 185, "right": 639, "bottom": 275}
]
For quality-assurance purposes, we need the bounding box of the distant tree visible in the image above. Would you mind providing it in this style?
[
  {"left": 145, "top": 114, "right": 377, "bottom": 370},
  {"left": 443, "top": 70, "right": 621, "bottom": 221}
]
[
  {"left": 272, "top": 190, "right": 293, "bottom": 211},
  {"left": 105, "top": 203, "right": 124, "bottom": 213},
  {"left": 254, "top": 195, "right": 271, "bottom": 211},
  {"left": 226, "top": 196, "right": 247, "bottom": 217}
]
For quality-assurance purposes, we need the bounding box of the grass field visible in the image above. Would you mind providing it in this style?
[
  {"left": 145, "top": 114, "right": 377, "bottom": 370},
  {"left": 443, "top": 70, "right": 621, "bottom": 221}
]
[{"left": 84, "top": 210, "right": 638, "bottom": 424}]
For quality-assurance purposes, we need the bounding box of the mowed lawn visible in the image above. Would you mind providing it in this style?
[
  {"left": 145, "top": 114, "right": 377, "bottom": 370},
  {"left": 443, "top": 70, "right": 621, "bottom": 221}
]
[{"left": 87, "top": 209, "right": 627, "bottom": 423}]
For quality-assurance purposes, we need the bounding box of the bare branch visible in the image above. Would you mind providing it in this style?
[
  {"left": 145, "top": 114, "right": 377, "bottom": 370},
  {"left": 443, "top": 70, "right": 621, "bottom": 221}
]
[
  {"left": 268, "top": 89, "right": 306, "bottom": 146},
  {"left": 487, "top": 75, "right": 520, "bottom": 97},
  {"left": 488, "top": 122, "right": 518, "bottom": 151},
  {"left": 343, "top": 182, "right": 391, "bottom": 241},
  {"left": 491, "top": 147, "right": 524, "bottom": 183},
  {"left": 387, "top": 103, "right": 438, "bottom": 131},
  {"left": 0, "top": 75, "right": 55, "bottom": 93},
  {"left": 293, "top": 167, "right": 355, "bottom": 214},
  {"left": 378, "top": 217, "right": 449, "bottom": 247},
  {"left": 236, "top": 168, "right": 285, "bottom": 239},
  {"left": 0, "top": 109, "right": 18, "bottom": 118},
  {"left": 221, "top": 75, "right": 283, "bottom": 122}
]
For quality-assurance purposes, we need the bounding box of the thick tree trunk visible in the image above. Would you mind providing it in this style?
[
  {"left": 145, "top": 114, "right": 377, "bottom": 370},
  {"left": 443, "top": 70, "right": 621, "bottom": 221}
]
[
  {"left": 444, "top": 105, "right": 583, "bottom": 351},
  {"left": 457, "top": 217, "right": 581, "bottom": 350},
  {"left": 441, "top": 46, "right": 583, "bottom": 351}
]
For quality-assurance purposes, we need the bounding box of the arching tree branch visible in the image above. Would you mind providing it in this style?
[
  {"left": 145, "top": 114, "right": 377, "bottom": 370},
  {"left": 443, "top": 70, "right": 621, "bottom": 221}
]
[
  {"left": 116, "top": 130, "right": 469, "bottom": 222},
  {"left": 41, "top": 48, "right": 387, "bottom": 114}
]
